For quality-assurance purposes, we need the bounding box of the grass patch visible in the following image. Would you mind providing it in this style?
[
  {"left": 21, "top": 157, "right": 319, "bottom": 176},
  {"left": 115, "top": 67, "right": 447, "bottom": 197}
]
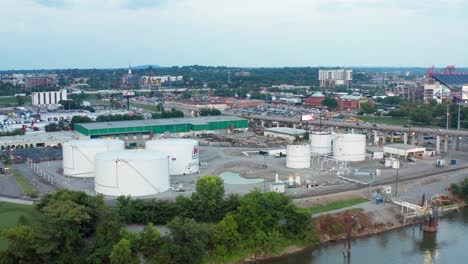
[
  {"left": 10, "top": 169, "right": 35, "bottom": 195},
  {"left": 308, "top": 197, "right": 369, "bottom": 215},
  {"left": 0, "top": 202, "right": 39, "bottom": 251},
  {"left": 359, "top": 116, "right": 409, "bottom": 126},
  {"left": 130, "top": 101, "right": 160, "bottom": 112},
  {"left": 0, "top": 96, "right": 31, "bottom": 107}
]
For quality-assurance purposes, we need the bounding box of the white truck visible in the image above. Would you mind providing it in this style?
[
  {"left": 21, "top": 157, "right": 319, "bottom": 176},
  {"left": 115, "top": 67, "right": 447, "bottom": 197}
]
[{"left": 259, "top": 149, "right": 286, "bottom": 158}]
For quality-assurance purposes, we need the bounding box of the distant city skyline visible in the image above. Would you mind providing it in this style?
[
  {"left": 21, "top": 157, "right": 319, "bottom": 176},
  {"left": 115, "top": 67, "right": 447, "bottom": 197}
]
[{"left": 1, "top": 0, "right": 468, "bottom": 70}]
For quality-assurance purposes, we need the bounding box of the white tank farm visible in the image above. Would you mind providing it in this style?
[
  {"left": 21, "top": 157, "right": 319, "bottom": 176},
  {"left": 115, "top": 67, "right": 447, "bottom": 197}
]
[
  {"left": 62, "top": 139, "right": 124, "bottom": 178},
  {"left": 145, "top": 139, "right": 199, "bottom": 175},
  {"left": 94, "top": 150, "right": 170, "bottom": 197},
  {"left": 286, "top": 144, "right": 311, "bottom": 169},
  {"left": 310, "top": 132, "right": 333, "bottom": 155},
  {"left": 333, "top": 134, "right": 366, "bottom": 162}
]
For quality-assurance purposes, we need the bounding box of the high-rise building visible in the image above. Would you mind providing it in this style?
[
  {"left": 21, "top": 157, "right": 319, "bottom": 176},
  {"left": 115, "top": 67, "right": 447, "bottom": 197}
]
[
  {"left": 318, "top": 69, "right": 353, "bottom": 87},
  {"left": 32, "top": 89, "right": 67, "bottom": 106}
]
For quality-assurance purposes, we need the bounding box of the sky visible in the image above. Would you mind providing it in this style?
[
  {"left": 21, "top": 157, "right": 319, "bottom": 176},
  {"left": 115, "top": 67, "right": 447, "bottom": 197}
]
[{"left": 1, "top": 0, "right": 468, "bottom": 70}]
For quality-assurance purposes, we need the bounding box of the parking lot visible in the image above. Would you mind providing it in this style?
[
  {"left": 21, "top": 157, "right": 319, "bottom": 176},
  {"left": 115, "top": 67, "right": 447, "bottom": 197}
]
[
  {"left": 4, "top": 147, "right": 63, "bottom": 163},
  {"left": 232, "top": 105, "right": 325, "bottom": 119}
]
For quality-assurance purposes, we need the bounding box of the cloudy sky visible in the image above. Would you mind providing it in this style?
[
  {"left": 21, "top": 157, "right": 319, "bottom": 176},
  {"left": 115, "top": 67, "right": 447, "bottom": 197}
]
[{"left": 1, "top": 0, "right": 467, "bottom": 69}]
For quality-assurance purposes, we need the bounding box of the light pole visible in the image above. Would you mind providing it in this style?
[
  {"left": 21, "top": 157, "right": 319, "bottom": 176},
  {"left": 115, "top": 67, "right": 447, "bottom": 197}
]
[{"left": 446, "top": 103, "right": 450, "bottom": 130}]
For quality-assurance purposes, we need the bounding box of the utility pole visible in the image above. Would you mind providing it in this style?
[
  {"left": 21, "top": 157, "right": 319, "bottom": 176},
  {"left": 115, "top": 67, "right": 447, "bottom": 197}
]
[
  {"left": 395, "top": 155, "right": 400, "bottom": 198},
  {"left": 446, "top": 103, "right": 450, "bottom": 130},
  {"left": 458, "top": 102, "right": 461, "bottom": 130}
]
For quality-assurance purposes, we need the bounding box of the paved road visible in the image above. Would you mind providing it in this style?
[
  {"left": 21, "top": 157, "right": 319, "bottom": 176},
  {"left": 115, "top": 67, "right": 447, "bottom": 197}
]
[
  {"left": 0, "top": 174, "right": 23, "bottom": 197},
  {"left": 0, "top": 195, "right": 34, "bottom": 205},
  {"left": 12, "top": 164, "right": 58, "bottom": 196},
  {"left": 229, "top": 112, "right": 468, "bottom": 137}
]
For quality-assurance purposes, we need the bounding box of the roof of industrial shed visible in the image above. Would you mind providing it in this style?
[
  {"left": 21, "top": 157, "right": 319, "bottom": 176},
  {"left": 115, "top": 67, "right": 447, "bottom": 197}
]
[
  {"left": 311, "top": 92, "right": 325, "bottom": 97},
  {"left": 264, "top": 127, "right": 307, "bottom": 136},
  {"left": 384, "top": 144, "right": 425, "bottom": 150},
  {"left": 75, "top": 115, "right": 246, "bottom": 130},
  {"left": 0, "top": 131, "right": 83, "bottom": 144},
  {"left": 340, "top": 95, "right": 362, "bottom": 100},
  {"left": 433, "top": 74, "right": 468, "bottom": 87}
]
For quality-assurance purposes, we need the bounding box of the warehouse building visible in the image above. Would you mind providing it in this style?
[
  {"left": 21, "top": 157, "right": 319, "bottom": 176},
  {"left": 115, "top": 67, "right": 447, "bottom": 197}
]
[
  {"left": 264, "top": 127, "right": 307, "bottom": 142},
  {"left": 74, "top": 116, "right": 249, "bottom": 141},
  {"left": 383, "top": 144, "right": 426, "bottom": 159}
]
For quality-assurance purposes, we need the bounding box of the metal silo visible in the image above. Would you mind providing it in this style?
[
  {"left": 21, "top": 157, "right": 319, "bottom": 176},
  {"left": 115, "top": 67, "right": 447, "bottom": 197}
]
[
  {"left": 62, "top": 139, "right": 124, "bottom": 177},
  {"left": 310, "top": 132, "right": 333, "bottom": 155},
  {"left": 145, "top": 139, "right": 199, "bottom": 175},
  {"left": 94, "top": 150, "right": 170, "bottom": 197},
  {"left": 286, "top": 144, "right": 311, "bottom": 169},
  {"left": 333, "top": 134, "right": 366, "bottom": 162}
]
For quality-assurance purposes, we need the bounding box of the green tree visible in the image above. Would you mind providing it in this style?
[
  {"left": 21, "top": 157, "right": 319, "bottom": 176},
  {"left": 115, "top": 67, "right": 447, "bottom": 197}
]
[
  {"left": 164, "top": 217, "right": 214, "bottom": 264},
  {"left": 321, "top": 97, "right": 339, "bottom": 110},
  {"left": 191, "top": 176, "right": 225, "bottom": 222},
  {"left": 1, "top": 225, "right": 39, "bottom": 263},
  {"left": 211, "top": 213, "right": 242, "bottom": 262},
  {"left": 182, "top": 92, "right": 192, "bottom": 99},
  {"left": 70, "top": 116, "right": 93, "bottom": 129},
  {"left": 109, "top": 239, "right": 138, "bottom": 264},
  {"left": 85, "top": 206, "right": 122, "bottom": 264},
  {"left": 410, "top": 106, "right": 432, "bottom": 124},
  {"left": 135, "top": 223, "right": 161, "bottom": 257},
  {"left": 16, "top": 96, "right": 25, "bottom": 106},
  {"left": 360, "top": 102, "right": 376, "bottom": 115}
]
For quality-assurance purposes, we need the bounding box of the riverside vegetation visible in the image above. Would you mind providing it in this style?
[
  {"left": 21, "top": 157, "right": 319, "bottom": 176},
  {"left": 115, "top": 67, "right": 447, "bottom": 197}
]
[{"left": 0, "top": 176, "right": 318, "bottom": 263}]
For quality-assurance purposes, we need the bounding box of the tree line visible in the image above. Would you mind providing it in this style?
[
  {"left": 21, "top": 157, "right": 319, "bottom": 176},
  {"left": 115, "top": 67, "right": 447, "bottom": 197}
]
[{"left": 0, "top": 176, "right": 315, "bottom": 263}]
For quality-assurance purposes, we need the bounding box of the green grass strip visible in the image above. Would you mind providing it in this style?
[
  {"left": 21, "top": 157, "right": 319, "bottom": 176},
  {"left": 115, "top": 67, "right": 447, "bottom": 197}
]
[
  {"left": 130, "top": 101, "right": 159, "bottom": 112},
  {"left": 0, "top": 202, "right": 38, "bottom": 251},
  {"left": 10, "top": 169, "right": 35, "bottom": 195},
  {"left": 308, "top": 197, "right": 369, "bottom": 215}
]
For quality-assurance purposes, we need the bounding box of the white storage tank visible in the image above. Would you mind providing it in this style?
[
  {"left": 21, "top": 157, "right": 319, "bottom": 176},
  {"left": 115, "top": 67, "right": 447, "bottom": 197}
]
[
  {"left": 333, "top": 134, "right": 366, "bottom": 162},
  {"left": 94, "top": 150, "right": 170, "bottom": 197},
  {"left": 62, "top": 139, "right": 125, "bottom": 178},
  {"left": 310, "top": 132, "right": 333, "bottom": 155},
  {"left": 145, "top": 139, "right": 199, "bottom": 175},
  {"left": 286, "top": 144, "right": 311, "bottom": 169}
]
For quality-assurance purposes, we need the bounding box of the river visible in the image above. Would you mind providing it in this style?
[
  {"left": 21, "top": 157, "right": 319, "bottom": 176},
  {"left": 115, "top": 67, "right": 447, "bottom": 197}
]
[{"left": 269, "top": 208, "right": 468, "bottom": 264}]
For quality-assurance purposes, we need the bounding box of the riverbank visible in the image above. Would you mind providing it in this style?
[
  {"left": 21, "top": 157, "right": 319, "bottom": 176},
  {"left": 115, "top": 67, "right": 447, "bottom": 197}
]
[{"left": 256, "top": 201, "right": 462, "bottom": 263}]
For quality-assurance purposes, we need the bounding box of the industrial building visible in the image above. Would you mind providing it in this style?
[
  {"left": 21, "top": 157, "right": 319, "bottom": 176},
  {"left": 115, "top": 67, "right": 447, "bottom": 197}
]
[
  {"left": 383, "top": 144, "right": 426, "bottom": 159},
  {"left": 264, "top": 127, "right": 307, "bottom": 142},
  {"left": 304, "top": 92, "right": 325, "bottom": 107},
  {"left": 319, "top": 69, "right": 353, "bottom": 87},
  {"left": 0, "top": 131, "right": 85, "bottom": 149},
  {"left": 423, "top": 83, "right": 450, "bottom": 104},
  {"left": 25, "top": 76, "right": 56, "bottom": 89},
  {"left": 74, "top": 116, "right": 248, "bottom": 139},
  {"left": 32, "top": 89, "right": 67, "bottom": 106}
]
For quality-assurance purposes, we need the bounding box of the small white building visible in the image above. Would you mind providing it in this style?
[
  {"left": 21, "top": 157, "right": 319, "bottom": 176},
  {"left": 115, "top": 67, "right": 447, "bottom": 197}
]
[
  {"left": 367, "top": 147, "right": 384, "bottom": 160},
  {"left": 270, "top": 183, "right": 285, "bottom": 193},
  {"left": 383, "top": 144, "right": 426, "bottom": 158},
  {"left": 264, "top": 127, "right": 307, "bottom": 142}
]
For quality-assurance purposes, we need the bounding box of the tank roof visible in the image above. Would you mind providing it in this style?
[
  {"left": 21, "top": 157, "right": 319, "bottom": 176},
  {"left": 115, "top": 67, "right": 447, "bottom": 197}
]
[
  {"left": 95, "top": 149, "right": 168, "bottom": 160},
  {"left": 146, "top": 138, "right": 198, "bottom": 145},
  {"left": 63, "top": 139, "right": 124, "bottom": 147}
]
